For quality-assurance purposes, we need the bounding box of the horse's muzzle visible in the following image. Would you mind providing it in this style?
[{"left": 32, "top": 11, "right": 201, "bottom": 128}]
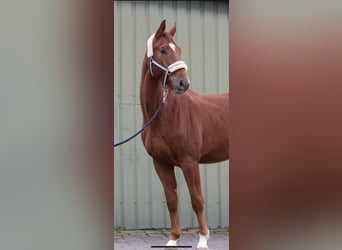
[{"left": 173, "top": 78, "right": 190, "bottom": 94}]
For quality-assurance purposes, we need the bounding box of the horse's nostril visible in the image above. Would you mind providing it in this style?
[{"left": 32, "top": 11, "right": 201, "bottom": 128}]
[{"left": 179, "top": 80, "right": 185, "bottom": 88}]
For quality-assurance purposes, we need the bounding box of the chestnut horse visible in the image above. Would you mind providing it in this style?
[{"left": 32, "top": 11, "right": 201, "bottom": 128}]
[{"left": 140, "top": 20, "right": 229, "bottom": 249}]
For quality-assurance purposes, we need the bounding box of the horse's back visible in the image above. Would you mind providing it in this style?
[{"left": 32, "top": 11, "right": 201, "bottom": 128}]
[
  {"left": 186, "top": 90, "right": 229, "bottom": 162},
  {"left": 188, "top": 90, "right": 229, "bottom": 122},
  {"left": 188, "top": 90, "right": 228, "bottom": 107}
]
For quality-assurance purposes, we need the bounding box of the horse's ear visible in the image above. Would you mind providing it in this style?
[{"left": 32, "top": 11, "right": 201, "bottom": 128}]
[
  {"left": 169, "top": 22, "right": 176, "bottom": 37},
  {"left": 155, "top": 19, "right": 166, "bottom": 38}
]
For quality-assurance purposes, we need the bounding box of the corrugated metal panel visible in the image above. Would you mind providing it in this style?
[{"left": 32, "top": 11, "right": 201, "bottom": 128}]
[{"left": 114, "top": 0, "right": 229, "bottom": 230}]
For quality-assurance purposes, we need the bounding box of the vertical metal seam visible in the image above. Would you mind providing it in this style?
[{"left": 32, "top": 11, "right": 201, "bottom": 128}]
[
  {"left": 117, "top": 0, "right": 125, "bottom": 228},
  {"left": 201, "top": 1, "right": 205, "bottom": 94},
  {"left": 132, "top": 1, "right": 139, "bottom": 229},
  {"left": 215, "top": 1, "right": 223, "bottom": 227},
  {"left": 216, "top": 1, "right": 220, "bottom": 94},
  {"left": 200, "top": 0, "right": 208, "bottom": 224},
  {"left": 187, "top": 1, "right": 191, "bottom": 85},
  {"left": 146, "top": 3, "right": 153, "bottom": 229}
]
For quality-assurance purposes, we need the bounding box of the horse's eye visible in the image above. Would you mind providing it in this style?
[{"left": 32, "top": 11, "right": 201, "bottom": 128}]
[{"left": 160, "top": 47, "right": 167, "bottom": 55}]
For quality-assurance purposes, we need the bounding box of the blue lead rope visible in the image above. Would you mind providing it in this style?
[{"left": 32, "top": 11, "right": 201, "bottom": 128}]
[
  {"left": 114, "top": 55, "right": 173, "bottom": 148},
  {"left": 113, "top": 101, "right": 165, "bottom": 147}
]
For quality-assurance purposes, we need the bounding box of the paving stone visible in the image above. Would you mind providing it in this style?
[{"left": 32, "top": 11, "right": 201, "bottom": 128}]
[
  {"left": 113, "top": 228, "right": 229, "bottom": 250},
  {"left": 144, "top": 231, "right": 167, "bottom": 237},
  {"left": 128, "top": 230, "right": 147, "bottom": 236}
]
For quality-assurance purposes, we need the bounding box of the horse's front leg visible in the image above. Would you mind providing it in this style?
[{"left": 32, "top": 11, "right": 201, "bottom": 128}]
[
  {"left": 181, "top": 157, "right": 210, "bottom": 250},
  {"left": 153, "top": 158, "right": 181, "bottom": 246}
]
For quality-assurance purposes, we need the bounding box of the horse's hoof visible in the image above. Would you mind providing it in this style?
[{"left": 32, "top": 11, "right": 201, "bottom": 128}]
[{"left": 166, "top": 239, "right": 178, "bottom": 246}]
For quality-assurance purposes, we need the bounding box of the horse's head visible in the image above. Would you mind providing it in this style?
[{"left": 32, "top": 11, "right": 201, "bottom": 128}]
[{"left": 147, "top": 20, "right": 190, "bottom": 94}]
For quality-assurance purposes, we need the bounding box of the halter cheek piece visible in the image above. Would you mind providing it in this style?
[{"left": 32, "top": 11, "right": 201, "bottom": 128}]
[{"left": 147, "top": 33, "right": 188, "bottom": 102}]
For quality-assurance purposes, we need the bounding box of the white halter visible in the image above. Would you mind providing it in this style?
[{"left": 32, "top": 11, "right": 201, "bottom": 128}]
[{"left": 147, "top": 33, "right": 155, "bottom": 58}]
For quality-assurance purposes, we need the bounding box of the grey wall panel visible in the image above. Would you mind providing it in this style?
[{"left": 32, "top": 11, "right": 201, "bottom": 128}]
[{"left": 114, "top": 0, "right": 229, "bottom": 230}]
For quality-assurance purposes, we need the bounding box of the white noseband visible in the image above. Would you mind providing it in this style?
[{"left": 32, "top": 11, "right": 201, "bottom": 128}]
[{"left": 168, "top": 61, "right": 188, "bottom": 73}]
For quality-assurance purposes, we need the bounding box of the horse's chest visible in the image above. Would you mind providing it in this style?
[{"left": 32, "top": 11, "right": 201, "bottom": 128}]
[{"left": 142, "top": 130, "right": 182, "bottom": 164}]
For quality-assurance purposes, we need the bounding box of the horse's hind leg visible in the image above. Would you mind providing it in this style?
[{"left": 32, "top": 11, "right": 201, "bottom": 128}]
[
  {"left": 181, "top": 158, "right": 210, "bottom": 249},
  {"left": 153, "top": 159, "right": 181, "bottom": 245}
]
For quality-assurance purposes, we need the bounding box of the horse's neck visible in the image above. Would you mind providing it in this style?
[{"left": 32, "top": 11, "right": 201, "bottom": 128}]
[{"left": 140, "top": 59, "right": 164, "bottom": 122}]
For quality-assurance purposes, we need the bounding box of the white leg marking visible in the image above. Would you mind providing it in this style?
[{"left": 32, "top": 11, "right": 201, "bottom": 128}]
[
  {"left": 166, "top": 239, "right": 178, "bottom": 246},
  {"left": 197, "top": 230, "right": 210, "bottom": 250}
]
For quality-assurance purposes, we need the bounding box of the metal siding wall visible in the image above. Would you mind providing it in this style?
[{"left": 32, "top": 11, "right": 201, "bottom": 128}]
[{"left": 114, "top": 1, "right": 229, "bottom": 230}]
